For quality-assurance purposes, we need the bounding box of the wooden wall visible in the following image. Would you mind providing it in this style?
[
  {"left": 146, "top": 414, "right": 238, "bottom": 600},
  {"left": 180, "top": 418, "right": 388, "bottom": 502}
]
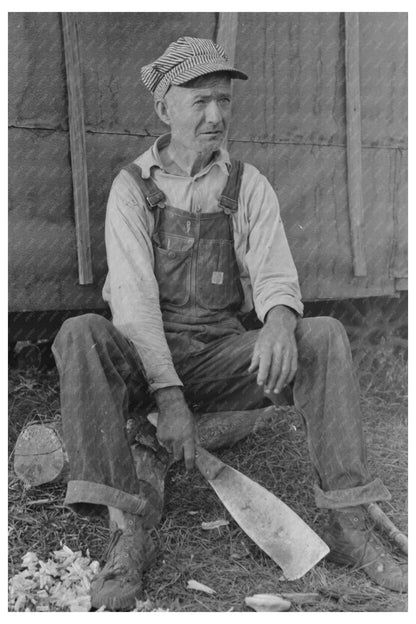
[{"left": 9, "top": 12, "right": 407, "bottom": 312}]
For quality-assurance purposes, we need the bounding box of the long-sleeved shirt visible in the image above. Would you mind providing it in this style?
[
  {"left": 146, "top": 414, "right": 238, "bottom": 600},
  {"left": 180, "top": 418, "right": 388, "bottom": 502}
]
[{"left": 102, "top": 133, "right": 303, "bottom": 391}]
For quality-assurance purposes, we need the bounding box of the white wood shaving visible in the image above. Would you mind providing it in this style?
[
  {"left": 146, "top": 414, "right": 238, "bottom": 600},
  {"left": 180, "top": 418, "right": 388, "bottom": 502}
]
[
  {"left": 8, "top": 545, "right": 100, "bottom": 612},
  {"left": 187, "top": 579, "right": 216, "bottom": 595},
  {"left": 200, "top": 519, "right": 229, "bottom": 530}
]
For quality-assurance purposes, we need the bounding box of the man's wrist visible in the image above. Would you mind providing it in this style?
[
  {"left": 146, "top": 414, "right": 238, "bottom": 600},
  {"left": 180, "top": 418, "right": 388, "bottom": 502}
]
[
  {"left": 265, "top": 304, "right": 297, "bottom": 327},
  {"left": 154, "top": 385, "right": 185, "bottom": 407}
]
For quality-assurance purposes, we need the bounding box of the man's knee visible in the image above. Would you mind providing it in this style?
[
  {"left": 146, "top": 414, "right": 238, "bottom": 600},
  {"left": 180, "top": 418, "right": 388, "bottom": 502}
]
[
  {"left": 296, "top": 316, "right": 349, "bottom": 356},
  {"left": 54, "top": 313, "right": 111, "bottom": 349}
]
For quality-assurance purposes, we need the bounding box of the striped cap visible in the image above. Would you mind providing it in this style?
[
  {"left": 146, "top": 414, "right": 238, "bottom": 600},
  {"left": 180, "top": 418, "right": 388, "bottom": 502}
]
[{"left": 141, "top": 36, "right": 248, "bottom": 99}]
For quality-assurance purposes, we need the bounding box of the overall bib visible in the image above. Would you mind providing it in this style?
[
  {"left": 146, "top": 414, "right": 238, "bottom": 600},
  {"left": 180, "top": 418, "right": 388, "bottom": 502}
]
[{"left": 123, "top": 160, "right": 250, "bottom": 365}]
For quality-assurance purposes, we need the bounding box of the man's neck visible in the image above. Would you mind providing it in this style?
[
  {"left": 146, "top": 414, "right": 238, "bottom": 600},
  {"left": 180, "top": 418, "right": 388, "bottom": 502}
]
[{"left": 161, "top": 141, "right": 215, "bottom": 177}]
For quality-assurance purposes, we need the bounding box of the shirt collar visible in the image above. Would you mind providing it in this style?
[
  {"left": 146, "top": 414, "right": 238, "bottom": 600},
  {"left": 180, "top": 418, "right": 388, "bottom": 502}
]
[{"left": 137, "top": 133, "right": 231, "bottom": 179}]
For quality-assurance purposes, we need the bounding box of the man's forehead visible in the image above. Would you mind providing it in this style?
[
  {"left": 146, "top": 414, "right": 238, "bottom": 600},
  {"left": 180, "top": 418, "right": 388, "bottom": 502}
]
[
  {"left": 168, "top": 75, "right": 232, "bottom": 99},
  {"left": 182, "top": 73, "right": 232, "bottom": 89}
]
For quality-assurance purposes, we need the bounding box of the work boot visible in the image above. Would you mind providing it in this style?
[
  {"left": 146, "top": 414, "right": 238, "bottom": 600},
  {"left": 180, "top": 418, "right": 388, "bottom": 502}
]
[
  {"left": 324, "top": 506, "right": 407, "bottom": 592},
  {"left": 91, "top": 516, "right": 156, "bottom": 611}
]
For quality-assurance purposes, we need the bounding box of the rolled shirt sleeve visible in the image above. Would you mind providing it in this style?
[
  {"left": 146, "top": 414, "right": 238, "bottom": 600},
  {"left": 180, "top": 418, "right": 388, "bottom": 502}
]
[
  {"left": 103, "top": 170, "right": 183, "bottom": 391},
  {"left": 240, "top": 165, "right": 304, "bottom": 321}
]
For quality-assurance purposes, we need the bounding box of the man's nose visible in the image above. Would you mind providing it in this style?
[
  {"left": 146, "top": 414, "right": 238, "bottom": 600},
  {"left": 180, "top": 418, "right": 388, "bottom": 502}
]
[{"left": 205, "top": 101, "right": 222, "bottom": 124}]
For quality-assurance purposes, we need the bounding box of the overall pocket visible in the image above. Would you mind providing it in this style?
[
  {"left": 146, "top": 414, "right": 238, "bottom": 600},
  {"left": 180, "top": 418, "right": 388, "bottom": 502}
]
[
  {"left": 153, "top": 232, "right": 194, "bottom": 307},
  {"left": 195, "top": 239, "right": 243, "bottom": 311}
]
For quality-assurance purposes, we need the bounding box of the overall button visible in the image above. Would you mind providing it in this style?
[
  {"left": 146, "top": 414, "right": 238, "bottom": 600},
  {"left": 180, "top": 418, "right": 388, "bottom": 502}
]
[
  {"left": 195, "top": 205, "right": 202, "bottom": 213},
  {"left": 167, "top": 250, "right": 176, "bottom": 259}
]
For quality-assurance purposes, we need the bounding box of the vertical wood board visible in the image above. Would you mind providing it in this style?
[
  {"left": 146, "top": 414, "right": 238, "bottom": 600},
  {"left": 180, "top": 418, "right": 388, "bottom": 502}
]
[
  {"left": 344, "top": 12, "right": 367, "bottom": 277},
  {"left": 217, "top": 13, "right": 238, "bottom": 63},
  {"left": 62, "top": 12, "right": 93, "bottom": 285},
  {"left": 390, "top": 149, "right": 407, "bottom": 279}
]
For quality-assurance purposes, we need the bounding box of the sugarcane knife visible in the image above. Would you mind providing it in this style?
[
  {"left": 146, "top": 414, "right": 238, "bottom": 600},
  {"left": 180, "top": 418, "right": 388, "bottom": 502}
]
[{"left": 147, "top": 413, "right": 329, "bottom": 580}]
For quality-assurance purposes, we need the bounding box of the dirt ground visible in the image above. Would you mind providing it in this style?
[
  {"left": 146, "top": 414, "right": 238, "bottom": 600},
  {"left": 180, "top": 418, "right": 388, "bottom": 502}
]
[{"left": 8, "top": 298, "right": 408, "bottom": 612}]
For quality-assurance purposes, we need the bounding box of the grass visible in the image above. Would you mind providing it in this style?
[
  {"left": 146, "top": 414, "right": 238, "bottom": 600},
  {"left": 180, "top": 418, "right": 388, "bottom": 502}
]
[{"left": 8, "top": 310, "right": 408, "bottom": 612}]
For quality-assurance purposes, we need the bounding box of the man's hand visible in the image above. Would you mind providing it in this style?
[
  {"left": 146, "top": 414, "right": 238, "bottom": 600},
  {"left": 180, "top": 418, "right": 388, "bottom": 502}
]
[
  {"left": 248, "top": 305, "right": 298, "bottom": 395},
  {"left": 154, "top": 386, "right": 199, "bottom": 471}
]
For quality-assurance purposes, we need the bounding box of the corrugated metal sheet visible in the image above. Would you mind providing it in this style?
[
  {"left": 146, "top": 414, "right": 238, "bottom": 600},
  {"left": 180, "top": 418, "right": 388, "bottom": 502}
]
[
  {"left": 9, "top": 13, "right": 67, "bottom": 129},
  {"left": 79, "top": 12, "right": 216, "bottom": 135}
]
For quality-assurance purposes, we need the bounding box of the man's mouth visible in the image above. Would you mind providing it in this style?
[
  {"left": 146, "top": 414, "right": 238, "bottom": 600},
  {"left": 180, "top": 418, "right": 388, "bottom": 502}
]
[{"left": 201, "top": 130, "right": 222, "bottom": 136}]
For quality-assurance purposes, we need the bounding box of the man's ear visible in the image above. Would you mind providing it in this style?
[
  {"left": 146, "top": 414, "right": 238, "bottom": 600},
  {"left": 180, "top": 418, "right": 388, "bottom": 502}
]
[{"left": 154, "top": 98, "right": 171, "bottom": 126}]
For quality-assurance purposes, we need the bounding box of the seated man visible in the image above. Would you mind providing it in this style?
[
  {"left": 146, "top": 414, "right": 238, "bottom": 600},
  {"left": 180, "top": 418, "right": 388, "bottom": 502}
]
[{"left": 52, "top": 36, "right": 407, "bottom": 611}]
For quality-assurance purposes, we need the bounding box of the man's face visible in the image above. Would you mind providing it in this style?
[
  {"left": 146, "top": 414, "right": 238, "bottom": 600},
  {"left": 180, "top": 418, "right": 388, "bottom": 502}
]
[{"left": 159, "top": 74, "right": 232, "bottom": 157}]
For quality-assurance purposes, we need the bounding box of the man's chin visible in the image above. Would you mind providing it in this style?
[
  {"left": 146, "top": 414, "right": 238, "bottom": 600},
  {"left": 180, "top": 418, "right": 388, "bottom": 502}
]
[{"left": 198, "top": 133, "right": 224, "bottom": 150}]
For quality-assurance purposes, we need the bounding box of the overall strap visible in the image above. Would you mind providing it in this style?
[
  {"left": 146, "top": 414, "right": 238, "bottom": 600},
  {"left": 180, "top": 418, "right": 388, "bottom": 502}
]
[
  {"left": 122, "top": 162, "right": 166, "bottom": 210},
  {"left": 218, "top": 159, "right": 244, "bottom": 214}
]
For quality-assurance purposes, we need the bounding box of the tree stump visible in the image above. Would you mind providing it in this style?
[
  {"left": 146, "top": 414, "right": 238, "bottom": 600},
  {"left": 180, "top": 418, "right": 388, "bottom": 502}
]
[{"left": 13, "top": 421, "right": 69, "bottom": 487}]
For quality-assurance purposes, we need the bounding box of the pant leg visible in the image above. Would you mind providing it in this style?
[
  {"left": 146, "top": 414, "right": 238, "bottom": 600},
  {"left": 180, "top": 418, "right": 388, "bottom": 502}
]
[
  {"left": 172, "top": 319, "right": 390, "bottom": 509},
  {"left": 293, "top": 316, "right": 391, "bottom": 508},
  {"left": 52, "top": 313, "right": 168, "bottom": 526}
]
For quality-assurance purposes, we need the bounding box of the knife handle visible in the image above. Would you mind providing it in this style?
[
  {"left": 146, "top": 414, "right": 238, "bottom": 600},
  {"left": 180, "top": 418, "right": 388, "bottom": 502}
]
[
  {"left": 147, "top": 412, "right": 225, "bottom": 480},
  {"left": 195, "top": 446, "right": 225, "bottom": 481}
]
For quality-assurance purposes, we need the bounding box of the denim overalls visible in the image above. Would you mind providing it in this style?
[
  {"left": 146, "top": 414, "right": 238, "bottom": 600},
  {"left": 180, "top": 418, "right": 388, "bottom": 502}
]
[{"left": 123, "top": 160, "right": 246, "bottom": 346}]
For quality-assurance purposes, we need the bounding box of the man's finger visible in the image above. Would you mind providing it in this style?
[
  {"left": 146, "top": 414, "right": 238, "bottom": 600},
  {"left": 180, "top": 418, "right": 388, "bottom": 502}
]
[
  {"left": 183, "top": 439, "right": 196, "bottom": 471},
  {"left": 248, "top": 351, "right": 260, "bottom": 373},
  {"left": 273, "top": 349, "right": 292, "bottom": 394},
  {"left": 264, "top": 347, "right": 283, "bottom": 392},
  {"left": 156, "top": 429, "right": 172, "bottom": 453},
  {"left": 172, "top": 441, "right": 184, "bottom": 463},
  {"left": 287, "top": 345, "right": 298, "bottom": 384},
  {"left": 257, "top": 350, "right": 272, "bottom": 386}
]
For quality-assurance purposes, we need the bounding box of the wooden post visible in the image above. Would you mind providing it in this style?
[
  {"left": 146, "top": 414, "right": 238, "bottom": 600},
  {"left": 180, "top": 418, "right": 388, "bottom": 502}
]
[
  {"left": 217, "top": 12, "right": 239, "bottom": 64},
  {"left": 62, "top": 13, "right": 93, "bottom": 285},
  {"left": 344, "top": 13, "right": 367, "bottom": 277},
  {"left": 217, "top": 13, "right": 239, "bottom": 145}
]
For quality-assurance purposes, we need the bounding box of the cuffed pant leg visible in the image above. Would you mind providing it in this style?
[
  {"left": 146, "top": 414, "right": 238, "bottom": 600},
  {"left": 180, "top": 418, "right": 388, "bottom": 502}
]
[
  {"left": 293, "top": 316, "right": 391, "bottom": 508},
  {"left": 52, "top": 313, "right": 163, "bottom": 519}
]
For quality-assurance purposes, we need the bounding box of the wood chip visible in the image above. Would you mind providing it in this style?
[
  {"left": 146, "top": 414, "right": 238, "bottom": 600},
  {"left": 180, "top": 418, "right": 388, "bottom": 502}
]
[
  {"left": 187, "top": 579, "right": 216, "bottom": 595},
  {"left": 245, "top": 594, "right": 291, "bottom": 612},
  {"left": 201, "top": 519, "right": 229, "bottom": 530},
  {"left": 280, "top": 592, "right": 320, "bottom": 604}
]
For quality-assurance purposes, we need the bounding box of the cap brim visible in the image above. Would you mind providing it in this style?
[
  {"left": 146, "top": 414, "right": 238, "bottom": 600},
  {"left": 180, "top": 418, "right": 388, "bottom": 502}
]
[{"left": 170, "top": 61, "right": 248, "bottom": 86}]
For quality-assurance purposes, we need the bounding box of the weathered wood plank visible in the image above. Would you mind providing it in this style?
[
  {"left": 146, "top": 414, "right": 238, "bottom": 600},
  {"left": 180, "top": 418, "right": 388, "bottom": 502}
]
[
  {"left": 62, "top": 13, "right": 93, "bottom": 285},
  {"left": 390, "top": 149, "right": 408, "bottom": 280},
  {"left": 217, "top": 12, "right": 238, "bottom": 64},
  {"left": 345, "top": 13, "right": 367, "bottom": 277}
]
